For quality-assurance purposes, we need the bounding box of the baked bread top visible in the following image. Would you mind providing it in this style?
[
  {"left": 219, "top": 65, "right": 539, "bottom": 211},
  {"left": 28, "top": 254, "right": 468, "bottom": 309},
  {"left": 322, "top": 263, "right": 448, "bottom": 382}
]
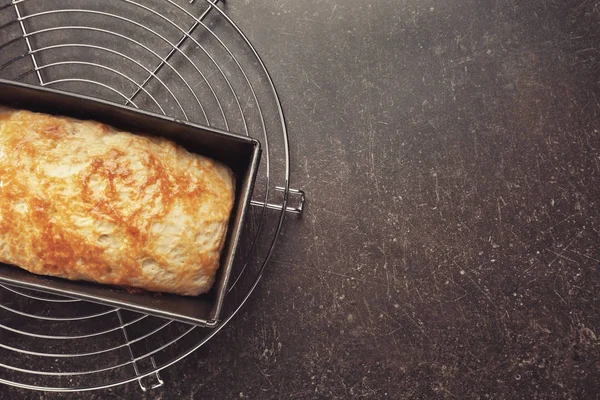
[{"left": 0, "top": 109, "right": 235, "bottom": 296}]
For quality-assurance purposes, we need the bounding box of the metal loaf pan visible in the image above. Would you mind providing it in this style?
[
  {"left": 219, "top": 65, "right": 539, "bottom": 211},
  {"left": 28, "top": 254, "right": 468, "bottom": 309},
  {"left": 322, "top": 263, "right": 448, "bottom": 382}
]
[{"left": 0, "top": 79, "right": 261, "bottom": 326}]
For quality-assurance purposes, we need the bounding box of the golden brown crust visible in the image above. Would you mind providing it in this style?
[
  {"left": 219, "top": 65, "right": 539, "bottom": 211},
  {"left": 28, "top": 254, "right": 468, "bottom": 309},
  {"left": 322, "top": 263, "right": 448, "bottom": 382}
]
[{"left": 0, "top": 109, "right": 235, "bottom": 296}]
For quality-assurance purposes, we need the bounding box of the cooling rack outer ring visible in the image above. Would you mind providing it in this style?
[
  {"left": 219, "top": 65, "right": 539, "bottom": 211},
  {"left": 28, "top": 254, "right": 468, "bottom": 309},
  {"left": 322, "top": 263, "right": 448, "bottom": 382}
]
[{"left": 0, "top": 0, "right": 303, "bottom": 392}]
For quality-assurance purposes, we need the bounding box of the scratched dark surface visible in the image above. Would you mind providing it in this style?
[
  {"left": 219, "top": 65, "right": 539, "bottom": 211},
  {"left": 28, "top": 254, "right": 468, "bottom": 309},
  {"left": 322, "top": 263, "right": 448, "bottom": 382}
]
[{"left": 3, "top": 0, "right": 600, "bottom": 399}]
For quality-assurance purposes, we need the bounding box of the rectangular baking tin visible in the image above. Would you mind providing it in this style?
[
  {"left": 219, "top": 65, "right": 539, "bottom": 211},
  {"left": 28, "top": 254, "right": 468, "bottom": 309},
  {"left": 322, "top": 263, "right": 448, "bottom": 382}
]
[{"left": 0, "top": 79, "right": 261, "bottom": 326}]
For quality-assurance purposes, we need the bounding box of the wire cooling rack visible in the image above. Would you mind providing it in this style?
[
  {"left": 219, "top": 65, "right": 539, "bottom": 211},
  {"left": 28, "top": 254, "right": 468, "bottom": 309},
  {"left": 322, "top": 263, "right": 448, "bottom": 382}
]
[{"left": 0, "top": 0, "right": 304, "bottom": 392}]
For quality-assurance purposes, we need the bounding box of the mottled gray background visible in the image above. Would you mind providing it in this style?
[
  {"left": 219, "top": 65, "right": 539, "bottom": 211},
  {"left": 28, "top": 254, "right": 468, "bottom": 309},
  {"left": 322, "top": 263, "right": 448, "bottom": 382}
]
[{"left": 3, "top": 0, "right": 600, "bottom": 398}]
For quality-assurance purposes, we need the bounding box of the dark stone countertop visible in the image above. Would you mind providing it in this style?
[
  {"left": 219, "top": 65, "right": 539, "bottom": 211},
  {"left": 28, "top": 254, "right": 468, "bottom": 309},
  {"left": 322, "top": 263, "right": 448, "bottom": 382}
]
[{"left": 3, "top": 0, "right": 600, "bottom": 399}]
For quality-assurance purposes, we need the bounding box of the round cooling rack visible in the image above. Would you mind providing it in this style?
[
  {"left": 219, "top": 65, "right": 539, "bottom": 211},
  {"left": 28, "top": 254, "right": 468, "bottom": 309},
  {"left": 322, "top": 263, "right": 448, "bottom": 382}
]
[{"left": 0, "top": 0, "right": 304, "bottom": 392}]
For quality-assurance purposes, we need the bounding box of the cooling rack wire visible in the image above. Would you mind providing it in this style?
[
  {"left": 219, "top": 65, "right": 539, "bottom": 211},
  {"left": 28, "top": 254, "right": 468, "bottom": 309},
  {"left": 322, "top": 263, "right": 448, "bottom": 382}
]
[{"left": 0, "top": 0, "right": 304, "bottom": 391}]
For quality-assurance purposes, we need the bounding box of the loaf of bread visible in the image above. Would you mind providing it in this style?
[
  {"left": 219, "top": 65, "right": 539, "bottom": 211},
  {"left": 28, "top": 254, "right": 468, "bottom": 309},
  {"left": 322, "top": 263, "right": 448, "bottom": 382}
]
[{"left": 0, "top": 108, "right": 235, "bottom": 296}]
